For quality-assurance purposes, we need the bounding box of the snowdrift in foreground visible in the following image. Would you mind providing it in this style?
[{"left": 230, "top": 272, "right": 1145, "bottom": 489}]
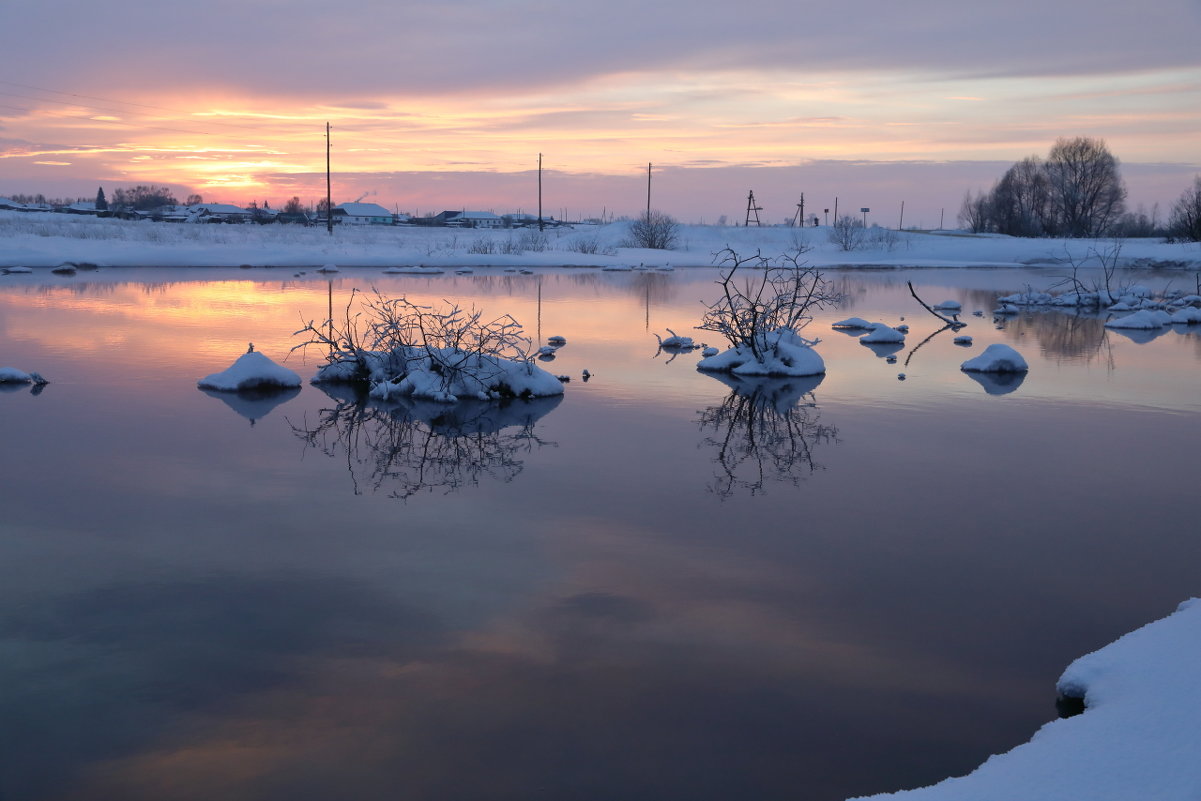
[
  {"left": 697, "top": 328, "right": 825, "bottom": 377},
  {"left": 960, "top": 344, "right": 1029, "bottom": 373},
  {"left": 197, "top": 350, "right": 302, "bottom": 392},
  {"left": 851, "top": 598, "right": 1201, "bottom": 801}
]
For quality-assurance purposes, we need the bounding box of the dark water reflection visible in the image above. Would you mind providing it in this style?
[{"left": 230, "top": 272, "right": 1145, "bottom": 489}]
[
  {"left": 697, "top": 373, "right": 837, "bottom": 498},
  {"left": 290, "top": 384, "right": 559, "bottom": 499},
  {"left": 1, "top": 266, "right": 1199, "bottom": 800}
]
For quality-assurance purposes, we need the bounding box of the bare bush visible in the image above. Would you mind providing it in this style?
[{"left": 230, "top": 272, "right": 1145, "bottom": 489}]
[
  {"left": 625, "top": 210, "right": 679, "bottom": 250},
  {"left": 697, "top": 248, "right": 839, "bottom": 361},
  {"left": 292, "top": 288, "right": 539, "bottom": 399},
  {"left": 828, "top": 215, "right": 866, "bottom": 251}
]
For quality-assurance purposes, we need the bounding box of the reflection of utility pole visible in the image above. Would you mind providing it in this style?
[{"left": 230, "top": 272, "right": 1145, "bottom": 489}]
[
  {"left": 744, "top": 190, "right": 762, "bottom": 227},
  {"left": 325, "top": 122, "right": 333, "bottom": 236}
]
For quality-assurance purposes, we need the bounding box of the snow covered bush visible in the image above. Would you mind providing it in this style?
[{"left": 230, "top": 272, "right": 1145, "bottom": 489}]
[
  {"left": 624, "top": 210, "right": 680, "bottom": 250},
  {"left": 695, "top": 247, "right": 839, "bottom": 377},
  {"left": 292, "top": 288, "right": 563, "bottom": 403}
]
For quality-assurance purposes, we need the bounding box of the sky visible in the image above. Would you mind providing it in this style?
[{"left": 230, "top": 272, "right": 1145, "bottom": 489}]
[{"left": 1, "top": 0, "right": 1199, "bottom": 225}]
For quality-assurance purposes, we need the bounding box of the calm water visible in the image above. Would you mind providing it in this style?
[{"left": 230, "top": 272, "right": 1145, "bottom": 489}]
[{"left": 1, "top": 265, "right": 1199, "bottom": 800}]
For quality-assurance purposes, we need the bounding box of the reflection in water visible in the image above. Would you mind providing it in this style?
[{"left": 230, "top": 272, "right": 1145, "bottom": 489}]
[
  {"left": 996, "top": 310, "right": 1114, "bottom": 366},
  {"left": 290, "top": 384, "right": 559, "bottom": 499},
  {"left": 697, "top": 373, "right": 837, "bottom": 498},
  {"left": 962, "top": 369, "right": 1027, "bottom": 396},
  {"left": 200, "top": 386, "right": 301, "bottom": 424}
]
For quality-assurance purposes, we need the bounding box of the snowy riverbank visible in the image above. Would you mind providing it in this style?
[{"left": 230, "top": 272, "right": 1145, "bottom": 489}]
[
  {"left": 853, "top": 599, "right": 1201, "bottom": 801},
  {"left": 3, "top": 211, "right": 1199, "bottom": 271}
]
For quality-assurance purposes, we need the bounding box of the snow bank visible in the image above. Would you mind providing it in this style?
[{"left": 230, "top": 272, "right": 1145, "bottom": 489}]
[
  {"left": 960, "top": 344, "right": 1029, "bottom": 373},
  {"left": 1104, "top": 309, "right": 1173, "bottom": 329},
  {"left": 197, "top": 349, "right": 302, "bottom": 392},
  {"left": 851, "top": 599, "right": 1201, "bottom": 801},
  {"left": 697, "top": 328, "right": 825, "bottom": 377},
  {"left": 5, "top": 210, "right": 1198, "bottom": 270}
]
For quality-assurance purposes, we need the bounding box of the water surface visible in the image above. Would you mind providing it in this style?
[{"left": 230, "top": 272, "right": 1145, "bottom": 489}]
[{"left": 1, "top": 265, "right": 1198, "bottom": 800}]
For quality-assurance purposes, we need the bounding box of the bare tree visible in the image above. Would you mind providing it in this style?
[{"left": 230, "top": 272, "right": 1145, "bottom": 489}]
[
  {"left": 625, "top": 209, "right": 680, "bottom": 249},
  {"left": 991, "top": 157, "right": 1050, "bottom": 236},
  {"left": 697, "top": 248, "right": 839, "bottom": 363},
  {"left": 1044, "top": 136, "right": 1126, "bottom": 237},
  {"left": 1167, "top": 176, "right": 1201, "bottom": 243},
  {"left": 958, "top": 191, "right": 992, "bottom": 233}
]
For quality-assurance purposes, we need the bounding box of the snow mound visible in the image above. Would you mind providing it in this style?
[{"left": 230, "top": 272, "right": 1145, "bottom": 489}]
[
  {"left": 2, "top": 266, "right": 33, "bottom": 274},
  {"left": 860, "top": 323, "right": 906, "bottom": 344},
  {"left": 832, "top": 317, "right": 874, "bottom": 330},
  {"left": 547, "top": 335, "right": 567, "bottom": 345},
  {"left": 852, "top": 598, "right": 1201, "bottom": 801},
  {"left": 0, "top": 367, "right": 35, "bottom": 383},
  {"left": 198, "top": 349, "right": 302, "bottom": 392},
  {"left": 960, "top": 344, "right": 1028, "bottom": 373},
  {"left": 697, "top": 328, "right": 825, "bottom": 377},
  {"left": 1104, "top": 310, "right": 1172, "bottom": 330},
  {"left": 933, "top": 300, "right": 961, "bottom": 311},
  {"left": 953, "top": 335, "right": 973, "bottom": 345},
  {"left": 1170, "top": 307, "right": 1201, "bottom": 324}
]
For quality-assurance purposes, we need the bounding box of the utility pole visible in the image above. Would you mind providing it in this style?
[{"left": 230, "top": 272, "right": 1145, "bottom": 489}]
[
  {"left": 834, "top": 197, "right": 839, "bottom": 224},
  {"left": 325, "top": 122, "right": 333, "bottom": 236},
  {"left": 646, "top": 162, "right": 652, "bottom": 220},
  {"left": 898, "top": 200, "right": 905, "bottom": 230},
  {"left": 939, "top": 208, "right": 945, "bottom": 230},
  {"left": 791, "top": 193, "right": 805, "bottom": 227},
  {"left": 538, "top": 153, "right": 544, "bottom": 232}
]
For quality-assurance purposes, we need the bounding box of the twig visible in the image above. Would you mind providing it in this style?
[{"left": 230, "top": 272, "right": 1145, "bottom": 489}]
[{"left": 907, "top": 281, "right": 965, "bottom": 328}]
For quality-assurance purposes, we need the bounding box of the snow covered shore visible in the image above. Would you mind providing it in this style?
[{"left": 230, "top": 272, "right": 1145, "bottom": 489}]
[
  {"left": 2, "top": 211, "right": 1199, "bottom": 270},
  {"left": 851, "top": 599, "right": 1201, "bottom": 801}
]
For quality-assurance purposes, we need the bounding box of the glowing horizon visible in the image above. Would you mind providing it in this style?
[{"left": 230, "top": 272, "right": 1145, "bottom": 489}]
[{"left": 2, "top": 0, "right": 1198, "bottom": 223}]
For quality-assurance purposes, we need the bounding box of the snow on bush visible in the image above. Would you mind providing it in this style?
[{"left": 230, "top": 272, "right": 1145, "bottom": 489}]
[
  {"left": 960, "top": 344, "right": 1029, "bottom": 373},
  {"left": 694, "top": 247, "right": 837, "bottom": 377},
  {"left": 698, "top": 327, "right": 825, "bottom": 377},
  {"left": 198, "top": 346, "right": 302, "bottom": 391},
  {"left": 294, "top": 288, "right": 562, "bottom": 404}
]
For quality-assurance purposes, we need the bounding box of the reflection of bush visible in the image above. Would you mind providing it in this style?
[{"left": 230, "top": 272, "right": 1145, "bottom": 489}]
[
  {"left": 697, "top": 374, "right": 838, "bottom": 498},
  {"left": 290, "top": 385, "right": 560, "bottom": 500}
]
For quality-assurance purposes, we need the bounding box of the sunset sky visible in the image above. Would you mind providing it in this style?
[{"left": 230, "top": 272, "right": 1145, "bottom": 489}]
[{"left": 2, "top": 0, "right": 1198, "bottom": 225}]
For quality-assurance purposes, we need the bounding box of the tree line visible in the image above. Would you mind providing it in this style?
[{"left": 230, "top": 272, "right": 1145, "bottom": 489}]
[{"left": 960, "top": 137, "right": 1201, "bottom": 241}]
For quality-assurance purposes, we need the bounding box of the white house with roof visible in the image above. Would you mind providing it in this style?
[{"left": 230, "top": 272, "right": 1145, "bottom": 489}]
[
  {"left": 458, "top": 211, "right": 504, "bottom": 228},
  {"left": 334, "top": 202, "right": 395, "bottom": 225}
]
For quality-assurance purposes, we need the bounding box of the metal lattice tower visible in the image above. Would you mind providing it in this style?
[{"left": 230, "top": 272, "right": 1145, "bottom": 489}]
[{"left": 744, "top": 190, "right": 762, "bottom": 227}]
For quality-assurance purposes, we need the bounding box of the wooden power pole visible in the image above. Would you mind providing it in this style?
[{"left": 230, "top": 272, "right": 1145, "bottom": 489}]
[
  {"left": 538, "top": 153, "right": 544, "bottom": 232},
  {"left": 325, "top": 122, "right": 333, "bottom": 236}
]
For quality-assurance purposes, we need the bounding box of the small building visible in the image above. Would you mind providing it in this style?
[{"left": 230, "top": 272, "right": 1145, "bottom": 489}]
[{"left": 334, "top": 202, "right": 395, "bottom": 225}]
